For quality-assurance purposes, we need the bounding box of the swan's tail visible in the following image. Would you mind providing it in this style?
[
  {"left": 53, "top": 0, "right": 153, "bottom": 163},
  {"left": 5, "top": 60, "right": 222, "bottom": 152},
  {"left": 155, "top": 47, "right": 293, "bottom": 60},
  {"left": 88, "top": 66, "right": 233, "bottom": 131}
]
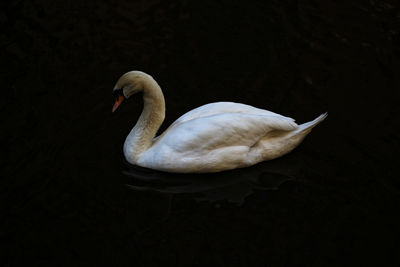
[
  {"left": 295, "top": 112, "right": 328, "bottom": 135},
  {"left": 250, "top": 112, "right": 327, "bottom": 162}
]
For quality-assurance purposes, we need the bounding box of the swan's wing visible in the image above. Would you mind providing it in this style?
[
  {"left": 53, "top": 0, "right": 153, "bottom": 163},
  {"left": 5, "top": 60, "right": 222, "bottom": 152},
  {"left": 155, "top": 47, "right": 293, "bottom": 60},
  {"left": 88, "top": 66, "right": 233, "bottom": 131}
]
[
  {"left": 156, "top": 113, "right": 298, "bottom": 153},
  {"left": 170, "top": 102, "right": 295, "bottom": 128}
]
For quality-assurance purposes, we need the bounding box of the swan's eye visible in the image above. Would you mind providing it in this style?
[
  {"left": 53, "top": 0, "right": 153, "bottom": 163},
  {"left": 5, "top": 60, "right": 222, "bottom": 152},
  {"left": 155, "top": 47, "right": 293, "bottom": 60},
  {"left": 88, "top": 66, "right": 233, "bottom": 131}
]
[{"left": 113, "top": 88, "right": 124, "bottom": 98}]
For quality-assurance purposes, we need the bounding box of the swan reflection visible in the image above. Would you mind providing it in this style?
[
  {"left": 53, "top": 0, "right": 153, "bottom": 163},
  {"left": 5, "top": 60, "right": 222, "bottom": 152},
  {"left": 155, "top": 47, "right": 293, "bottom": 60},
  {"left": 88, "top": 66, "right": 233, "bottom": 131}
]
[{"left": 122, "top": 161, "right": 295, "bottom": 204}]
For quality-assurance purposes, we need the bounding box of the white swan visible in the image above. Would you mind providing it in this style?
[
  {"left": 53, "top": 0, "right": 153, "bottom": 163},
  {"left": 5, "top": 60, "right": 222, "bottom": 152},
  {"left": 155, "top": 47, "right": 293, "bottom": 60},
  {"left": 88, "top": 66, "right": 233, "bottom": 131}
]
[{"left": 112, "top": 71, "right": 327, "bottom": 173}]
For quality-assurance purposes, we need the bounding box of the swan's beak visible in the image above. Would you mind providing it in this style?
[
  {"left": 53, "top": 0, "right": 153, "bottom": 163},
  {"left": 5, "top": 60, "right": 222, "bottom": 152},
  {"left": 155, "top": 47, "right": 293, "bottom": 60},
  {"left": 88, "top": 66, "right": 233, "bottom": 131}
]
[{"left": 112, "top": 95, "right": 124, "bottom": 112}]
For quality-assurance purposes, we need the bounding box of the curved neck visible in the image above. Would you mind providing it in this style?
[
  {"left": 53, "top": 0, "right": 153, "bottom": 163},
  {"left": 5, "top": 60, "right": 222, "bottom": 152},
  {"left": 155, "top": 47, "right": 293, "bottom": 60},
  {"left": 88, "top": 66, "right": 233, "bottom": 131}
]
[{"left": 123, "top": 76, "right": 165, "bottom": 163}]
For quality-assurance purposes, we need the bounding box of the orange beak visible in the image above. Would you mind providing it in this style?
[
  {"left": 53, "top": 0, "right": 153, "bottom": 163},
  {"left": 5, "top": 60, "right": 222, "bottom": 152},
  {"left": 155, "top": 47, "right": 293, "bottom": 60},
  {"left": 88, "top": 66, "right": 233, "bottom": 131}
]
[{"left": 112, "top": 95, "right": 124, "bottom": 112}]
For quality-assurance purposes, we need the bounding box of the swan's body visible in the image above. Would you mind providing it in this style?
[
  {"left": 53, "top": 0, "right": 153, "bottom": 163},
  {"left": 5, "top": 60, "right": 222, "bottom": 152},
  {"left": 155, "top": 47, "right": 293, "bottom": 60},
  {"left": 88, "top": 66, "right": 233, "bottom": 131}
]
[{"left": 113, "top": 71, "right": 327, "bottom": 173}]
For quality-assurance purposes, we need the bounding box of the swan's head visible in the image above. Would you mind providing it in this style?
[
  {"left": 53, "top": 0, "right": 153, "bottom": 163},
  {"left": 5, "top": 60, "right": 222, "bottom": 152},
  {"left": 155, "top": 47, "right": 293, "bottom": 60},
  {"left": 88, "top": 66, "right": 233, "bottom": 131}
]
[{"left": 112, "top": 71, "right": 149, "bottom": 112}]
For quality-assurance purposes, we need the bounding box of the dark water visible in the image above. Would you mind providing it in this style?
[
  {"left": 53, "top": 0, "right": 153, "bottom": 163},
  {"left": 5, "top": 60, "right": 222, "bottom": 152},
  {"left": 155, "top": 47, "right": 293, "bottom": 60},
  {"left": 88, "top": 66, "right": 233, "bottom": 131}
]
[{"left": 2, "top": 0, "right": 399, "bottom": 266}]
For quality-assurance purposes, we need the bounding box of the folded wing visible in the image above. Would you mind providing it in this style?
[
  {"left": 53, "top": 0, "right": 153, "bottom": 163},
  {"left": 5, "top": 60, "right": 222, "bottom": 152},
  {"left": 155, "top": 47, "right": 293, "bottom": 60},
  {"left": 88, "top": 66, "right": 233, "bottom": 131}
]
[{"left": 157, "top": 112, "right": 298, "bottom": 154}]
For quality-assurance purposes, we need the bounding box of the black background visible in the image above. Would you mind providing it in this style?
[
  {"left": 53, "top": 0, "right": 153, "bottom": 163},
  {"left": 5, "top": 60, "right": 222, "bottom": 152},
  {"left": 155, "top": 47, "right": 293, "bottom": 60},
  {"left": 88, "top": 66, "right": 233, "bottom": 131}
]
[{"left": 1, "top": 0, "right": 399, "bottom": 266}]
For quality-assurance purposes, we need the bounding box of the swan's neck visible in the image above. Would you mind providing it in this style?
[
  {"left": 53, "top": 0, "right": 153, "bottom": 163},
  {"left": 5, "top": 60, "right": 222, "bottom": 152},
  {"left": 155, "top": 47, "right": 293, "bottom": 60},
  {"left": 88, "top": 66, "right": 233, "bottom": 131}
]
[{"left": 123, "top": 76, "right": 165, "bottom": 163}]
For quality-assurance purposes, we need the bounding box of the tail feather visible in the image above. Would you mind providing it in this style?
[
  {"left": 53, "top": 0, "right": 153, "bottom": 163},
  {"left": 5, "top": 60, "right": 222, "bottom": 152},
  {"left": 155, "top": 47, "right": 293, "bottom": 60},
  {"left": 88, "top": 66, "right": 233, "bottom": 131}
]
[{"left": 295, "top": 112, "right": 328, "bottom": 134}]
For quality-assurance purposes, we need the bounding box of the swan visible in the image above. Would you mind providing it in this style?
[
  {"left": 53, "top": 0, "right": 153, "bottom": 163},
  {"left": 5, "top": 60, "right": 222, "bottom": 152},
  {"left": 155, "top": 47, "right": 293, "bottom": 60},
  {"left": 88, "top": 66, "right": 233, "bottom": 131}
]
[{"left": 112, "top": 71, "right": 327, "bottom": 173}]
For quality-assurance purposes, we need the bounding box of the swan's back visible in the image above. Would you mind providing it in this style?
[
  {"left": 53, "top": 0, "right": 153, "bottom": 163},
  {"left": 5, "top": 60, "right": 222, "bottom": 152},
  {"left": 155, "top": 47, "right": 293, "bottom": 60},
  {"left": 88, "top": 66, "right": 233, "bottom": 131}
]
[{"left": 169, "top": 102, "right": 295, "bottom": 127}]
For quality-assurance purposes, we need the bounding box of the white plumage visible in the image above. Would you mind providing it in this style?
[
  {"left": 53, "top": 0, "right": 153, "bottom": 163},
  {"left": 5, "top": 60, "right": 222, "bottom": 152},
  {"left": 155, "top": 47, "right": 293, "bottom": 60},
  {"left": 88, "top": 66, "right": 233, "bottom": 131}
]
[{"left": 112, "top": 71, "right": 327, "bottom": 173}]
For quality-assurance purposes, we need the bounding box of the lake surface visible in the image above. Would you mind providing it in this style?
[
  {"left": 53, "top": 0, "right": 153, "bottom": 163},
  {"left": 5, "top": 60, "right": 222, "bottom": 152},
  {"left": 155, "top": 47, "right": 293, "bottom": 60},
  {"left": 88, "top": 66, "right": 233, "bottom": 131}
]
[{"left": 2, "top": 0, "right": 399, "bottom": 266}]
